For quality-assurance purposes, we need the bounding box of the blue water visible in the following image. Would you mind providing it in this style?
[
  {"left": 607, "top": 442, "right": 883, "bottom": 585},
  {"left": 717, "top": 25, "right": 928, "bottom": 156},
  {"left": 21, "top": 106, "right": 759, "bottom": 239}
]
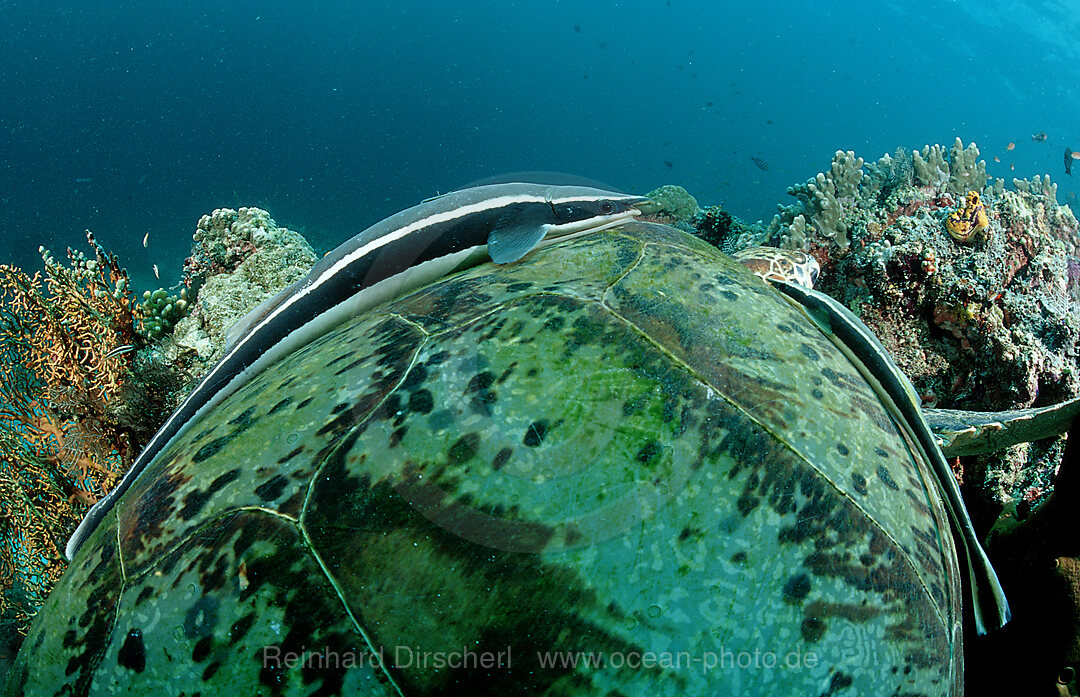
[{"left": 2, "top": 0, "right": 1078, "bottom": 292}]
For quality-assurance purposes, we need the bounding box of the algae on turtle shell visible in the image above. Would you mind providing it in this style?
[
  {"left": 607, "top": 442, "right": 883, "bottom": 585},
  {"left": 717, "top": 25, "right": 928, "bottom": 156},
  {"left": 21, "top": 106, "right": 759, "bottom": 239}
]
[{"left": 5, "top": 221, "right": 962, "bottom": 696}]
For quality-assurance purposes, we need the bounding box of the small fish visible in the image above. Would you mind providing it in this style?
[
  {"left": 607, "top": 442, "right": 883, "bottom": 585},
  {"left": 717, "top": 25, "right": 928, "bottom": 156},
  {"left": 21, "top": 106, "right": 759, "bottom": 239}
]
[
  {"left": 993, "top": 156, "right": 1001, "bottom": 162},
  {"left": 1011, "top": 163, "right": 1016, "bottom": 170},
  {"left": 1072, "top": 151, "right": 1080, "bottom": 160},
  {"left": 153, "top": 264, "right": 160, "bottom": 279},
  {"left": 1066, "top": 148, "right": 1074, "bottom": 176},
  {"left": 1033, "top": 132, "right": 1048, "bottom": 142},
  {"left": 663, "top": 160, "right": 673, "bottom": 169},
  {"left": 142, "top": 232, "right": 149, "bottom": 248},
  {"left": 1006, "top": 142, "right": 1015, "bottom": 151},
  {"left": 102, "top": 344, "right": 136, "bottom": 360},
  {"left": 749, "top": 156, "right": 769, "bottom": 171}
]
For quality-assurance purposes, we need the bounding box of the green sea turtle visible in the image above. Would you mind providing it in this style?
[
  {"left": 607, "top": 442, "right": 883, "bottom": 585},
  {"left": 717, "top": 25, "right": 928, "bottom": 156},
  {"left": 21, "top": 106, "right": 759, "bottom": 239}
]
[{"left": 6, "top": 216, "right": 973, "bottom": 696}]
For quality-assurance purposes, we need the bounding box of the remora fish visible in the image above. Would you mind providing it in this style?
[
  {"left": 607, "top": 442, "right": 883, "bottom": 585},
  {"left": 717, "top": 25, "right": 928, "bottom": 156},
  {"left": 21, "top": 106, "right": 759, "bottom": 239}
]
[{"left": 66, "top": 182, "right": 648, "bottom": 559}]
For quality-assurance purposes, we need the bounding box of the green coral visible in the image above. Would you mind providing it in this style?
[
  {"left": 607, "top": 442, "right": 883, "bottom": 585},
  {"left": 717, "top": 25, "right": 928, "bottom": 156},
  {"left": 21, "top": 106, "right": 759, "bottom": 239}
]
[
  {"left": 137, "top": 288, "right": 190, "bottom": 341},
  {"left": 639, "top": 185, "right": 701, "bottom": 223}
]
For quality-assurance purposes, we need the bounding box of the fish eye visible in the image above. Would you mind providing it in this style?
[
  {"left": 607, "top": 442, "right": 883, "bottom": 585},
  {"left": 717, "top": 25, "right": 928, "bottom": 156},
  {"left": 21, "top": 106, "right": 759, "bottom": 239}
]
[{"left": 597, "top": 199, "right": 616, "bottom": 215}]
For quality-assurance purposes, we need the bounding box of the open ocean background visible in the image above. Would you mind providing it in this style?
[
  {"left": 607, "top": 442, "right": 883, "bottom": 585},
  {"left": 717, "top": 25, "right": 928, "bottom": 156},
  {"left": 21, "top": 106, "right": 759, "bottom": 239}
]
[{"left": 1, "top": 0, "right": 1079, "bottom": 294}]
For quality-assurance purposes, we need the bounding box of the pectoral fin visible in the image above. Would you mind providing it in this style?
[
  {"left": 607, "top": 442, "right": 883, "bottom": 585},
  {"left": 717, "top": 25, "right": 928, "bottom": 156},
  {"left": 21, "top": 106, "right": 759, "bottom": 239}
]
[{"left": 487, "top": 219, "right": 548, "bottom": 264}]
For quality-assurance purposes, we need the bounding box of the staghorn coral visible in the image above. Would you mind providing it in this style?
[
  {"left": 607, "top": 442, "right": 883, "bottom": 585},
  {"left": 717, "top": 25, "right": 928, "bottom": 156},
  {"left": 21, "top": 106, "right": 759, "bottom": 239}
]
[{"left": 0, "top": 232, "right": 144, "bottom": 639}]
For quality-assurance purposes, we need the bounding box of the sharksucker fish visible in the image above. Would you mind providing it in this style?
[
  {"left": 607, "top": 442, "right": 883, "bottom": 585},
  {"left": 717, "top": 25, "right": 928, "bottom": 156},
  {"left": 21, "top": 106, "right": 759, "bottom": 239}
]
[{"left": 65, "top": 182, "right": 649, "bottom": 559}]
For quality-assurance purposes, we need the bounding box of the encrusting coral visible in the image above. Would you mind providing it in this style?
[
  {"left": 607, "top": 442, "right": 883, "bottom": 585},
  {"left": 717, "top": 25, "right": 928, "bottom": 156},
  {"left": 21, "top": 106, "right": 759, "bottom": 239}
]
[{"left": 172, "top": 207, "right": 316, "bottom": 367}]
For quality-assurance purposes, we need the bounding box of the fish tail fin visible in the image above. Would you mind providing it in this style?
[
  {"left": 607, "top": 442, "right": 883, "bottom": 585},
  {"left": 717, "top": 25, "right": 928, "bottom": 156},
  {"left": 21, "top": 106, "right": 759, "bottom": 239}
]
[{"left": 963, "top": 534, "right": 1011, "bottom": 635}]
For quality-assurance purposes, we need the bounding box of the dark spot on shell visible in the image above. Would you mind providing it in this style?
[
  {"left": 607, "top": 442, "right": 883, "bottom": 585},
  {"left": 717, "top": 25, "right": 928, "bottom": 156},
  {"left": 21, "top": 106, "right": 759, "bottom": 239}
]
[
  {"left": 183, "top": 595, "right": 218, "bottom": 639},
  {"left": 836, "top": 444, "right": 849, "bottom": 456},
  {"left": 720, "top": 290, "right": 738, "bottom": 301},
  {"left": 331, "top": 402, "right": 350, "bottom": 415},
  {"left": 448, "top": 433, "right": 481, "bottom": 465},
  {"left": 408, "top": 389, "right": 434, "bottom": 414},
  {"left": 117, "top": 629, "right": 145, "bottom": 673},
  {"left": 636, "top": 440, "right": 662, "bottom": 465},
  {"left": 427, "top": 350, "right": 450, "bottom": 365},
  {"left": 777, "top": 323, "right": 793, "bottom": 333},
  {"left": 325, "top": 352, "right": 352, "bottom": 367},
  {"left": 827, "top": 672, "right": 854, "bottom": 692},
  {"left": 851, "top": 473, "right": 868, "bottom": 496},
  {"left": 801, "top": 616, "right": 826, "bottom": 643},
  {"left": 782, "top": 573, "right": 811, "bottom": 603},
  {"left": 230, "top": 613, "right": 255, "bottom": 644},
  {"left": 389, "top": 426, "right": 407, "bottom": 448},
  {"left": 820, "top": 366, "right": 842, "bottom": 387},
  {"left": 466, "top": 371, "right": 495, "bottom": 393},
  {"left": 333, "top": 357, "right": 366, "bottom": 375},
  {"left": 800, "top": 344, "right": 820, "bottom": 361},
  {"left": 859, "top": 553, "right": 875, "bottom": 566},
  {"left": 875, "top": 447, "right": 889, "bottom": 458},
  {"left": 523, "top": 420, "right": 547, "bottom": 447},
  {"left": 736, "top": 492, "right": 759, "bottom": 516},
  {"left": 812, "top": 388, "right": 824, "bottom": 400},
  {"left": 506, "top": 282, "right": 533, "bottom": 292},
  {"left": 730, "top": 551, "right": 747, "bottom": 563},
  {"left": 192, "top": 435, "right": 230, "bottom": 464},
  {"left": 268, "top": 397, "right": 293, "bottom": 415},
  {"left": 255, "top": 475, "right": 289, "bottom": 502},
  {"left": 192, "top": 635, "right": 213, "bottom": 663},
  {"left": 277, "top": 446, "right": 304, "bottom": 464},
  {"left": 135, "top": 586, "right": 154, "bottom": 606},
  {"left": 203, "top": 662, "right": 221, "bottom": 681},
  {"left": 496, "top": 363, "right": 517, "bottom": 384},
  {"left": 876, "top": 464, "right": 900, "bottom": 491},
  {"left": 179, "top": 469, "right": 241, "bottom": 521},
  {"left": 678, "top": 527, "right": 692, "bottom": 541},
  {"left": 492, "top": 448, "right": 512, "bottom": 470},
  {"left": 403, "top": 364, "right": 428, "bottom": 390},
  {"left": 544, "top": 315, "right": 566, "bottom": 332},
  {"left": 296, "top": 397, "right": 314, "bottom": 410},
  {"left": 227, "top": 406, "right": 257, "bottom": 433}
]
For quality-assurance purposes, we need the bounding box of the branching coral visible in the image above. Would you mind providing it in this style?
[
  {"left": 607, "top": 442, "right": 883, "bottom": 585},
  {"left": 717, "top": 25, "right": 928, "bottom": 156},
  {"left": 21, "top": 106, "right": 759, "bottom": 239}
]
[
  {"left": 0, "top": 232, "right": 142, "bottom": 637},
  {"left": 912, "top": 138, "right": 988, "bottom": 195}
]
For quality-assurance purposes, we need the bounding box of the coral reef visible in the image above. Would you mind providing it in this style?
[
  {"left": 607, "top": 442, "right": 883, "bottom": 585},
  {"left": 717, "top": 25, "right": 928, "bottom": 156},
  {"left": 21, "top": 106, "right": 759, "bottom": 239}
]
[
  {"left": 639, "top": 185, "right": 701, "bottom": 224},
  {"left": 0, "top": 233, "right": 140, "bottom": 639},
  {"left": 692, "top": 140, "right": 1080, "bottom": 518},
  {"left": 172, "top": 207, "right": 316, "bottom": 366},
  {"left": 137, "top": 287, "right": 190, "bottom": 340},
  {"left": 0, "top": 208, "right": 315, "bottom": 653}
]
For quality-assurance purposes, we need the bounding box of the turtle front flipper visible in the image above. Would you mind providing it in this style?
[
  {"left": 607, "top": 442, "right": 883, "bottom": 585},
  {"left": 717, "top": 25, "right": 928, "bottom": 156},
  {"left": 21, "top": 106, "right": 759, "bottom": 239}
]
[{"left": 926, "top": 395, "right": 1080, "bottom": 457}]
